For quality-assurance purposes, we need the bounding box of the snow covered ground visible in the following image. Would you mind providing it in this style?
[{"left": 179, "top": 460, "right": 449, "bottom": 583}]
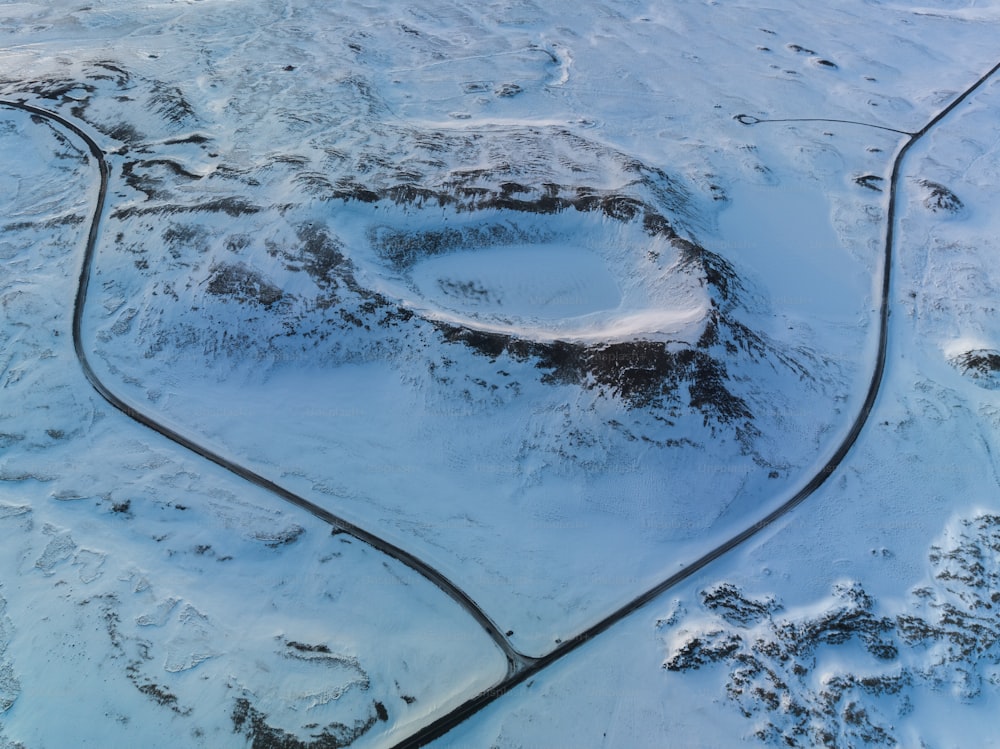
[
  {"left": 0, "top": 105, "right": 505, "bottom": 748},
  {"left": 2, "top": 1, "right": 1000, "bottom": 747}
]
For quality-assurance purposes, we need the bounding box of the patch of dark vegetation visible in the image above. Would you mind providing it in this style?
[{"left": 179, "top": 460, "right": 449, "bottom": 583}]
[
  {"left": 368, "top": 222, "right": 542, "bottom": 269},
  {"left": 259, "top": 223, "right": 357, "bottom": 310},
  {"left": 163, "top": 133, "right": 211, "bottom": 145},
  {"left": 0, "top": 74, "right": 94, "bottom": 104},
  {"left": 335, "top": 125, "right": 700, "bottom": 237},
  {"left": 271, "top": 154, "right": 309, "bottom": 167},
  {"left": 500, "top": 181, "right": 531, "bottom": 195},
  {"left": 103, "top": 122, "right": 146, "bottom": 146},
  {"left": 137, "top": 682, "right": 180, "bottom": 708},
  {"left": 951, "top": 349, "right": 1000, "bottom": 388},
  {"left": 327, "top": 180, "right": 381, "bottom": 203},
  {"left": 232, "top": 697, "right": 378, "bottom": 749},
  {"left": 438, "top": 278, "right": 492, "bottom": 302},
  {"left": 666, "top": 583, "right": 901, "bottom": 746},
  {"left": 702, "top": 583, "right": 781, "bottom": 627},
  {"left": 163, "top": 222, "right": 209, "bottom": 257},
  {"left": 88, "top": 60, "right": 131, "bottom": 88},
  {"left": 4, "top": 213, "right": 86, "bottom": 232},
  {"left": 111, "top": 499, "right": 132, "bottom": 514},
  {"left": 149, "top": 82, "right": 198, "bottom": 127},
  {"left": 137, "top": 158, "right": 204, "bottom": 179},
  {"left": 126, "top": 663, "right": 190, "bottom": 715},
  {"left": 206, "top": 262, "right": 285, "bottom": 308},
  {"left": 296, "top": 224, "right": 347, "bottom": 287},
  {"left": 121, "top": 159, "right": 164, "bottom": 200},
  {"left": 854, "top": 174, "right": 884, "bottom": 192},
  {"left": 919, "top": 179, "right": 963, "bottom": 213},
  {"left": 287, "top": 641, "right": 333, "bottom": 654},
  {"left": 111, "top": 197, "right": 261, "bottom": 219}
]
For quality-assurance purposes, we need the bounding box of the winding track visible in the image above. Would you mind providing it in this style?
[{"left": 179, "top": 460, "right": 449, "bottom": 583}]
[
  {"left": 733, "top": 112, "right": 914, "bottom": 134},
  {"left": 387, "top": 59, "right": 1000, "bottom": 748},
  {"left": 3, "top": 56, "right": 999, "bottom": 747},
  {"left": 0, "top": 101, "right": 531, "bottom": 679}
]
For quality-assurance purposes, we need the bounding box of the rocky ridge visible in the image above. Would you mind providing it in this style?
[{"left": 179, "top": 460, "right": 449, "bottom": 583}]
[{"left": 662, "top": 512, "right": 1000, "bottom": 747}]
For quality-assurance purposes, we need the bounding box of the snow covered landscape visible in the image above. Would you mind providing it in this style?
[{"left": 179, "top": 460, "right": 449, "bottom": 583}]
[{"left": 2, "top": 1, "right": 1000, "bottom": 747}]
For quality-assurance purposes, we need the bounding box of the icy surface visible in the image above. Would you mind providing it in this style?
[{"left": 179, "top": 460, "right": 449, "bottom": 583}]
[
  {"left": 1, "top": 0, "right": 999, "bottom": 747},
  {"left": 0, "top": 106, "right": 504, "bottom": 748}
]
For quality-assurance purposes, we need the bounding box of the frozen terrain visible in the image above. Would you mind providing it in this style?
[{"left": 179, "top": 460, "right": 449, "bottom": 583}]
[
  {"left": 1, "top": 1, "right": 1000, "bottom": 747},
  {"left": 0, "top": 104, "right": 505, "bottom": 748}
]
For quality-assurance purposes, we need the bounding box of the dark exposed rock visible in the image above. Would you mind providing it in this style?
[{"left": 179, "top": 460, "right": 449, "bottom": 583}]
[
  {"left": 149, "top": 82, "right": 198, "bottom": 127},
  {"left": 367, "top": 221, "right": 539, "bottom": 269},
  {"left": 126, "top": 662, "right": 190, "bottom": 716},
  {"left": 286, "top": 641, "right": 332, "bottom": 654},
  {"left": 206, "top": 262, "right": 285, "bottom": 308},
  {"left": 231, "top": 697, "right": 378, "bottom": 749},
  {"left": 702, "top": 583, "right": 780, "bottom": 627},
  {"left": 494, "top": 82, "right": 523, "bottom": 97},
  {"left": 388, "top": 190, "right": 803, "bottom": 424},
  {"left": 664, "top": 632, "right": 743, "bottom": 671},
  {"left": 950, "top": 349, "right": 1000, "bottom": 389},
  {"left": 663, "top": 514, "right": 1000, "bottom": 747},
  {"left": 919, "top": 179, "right": 963, "bottom": 213},
  {"left": 111, "top": 197, "right": 261, "bottom": 220},
  {"left": 854, "top": 174, "right": 884, "bottom": 192},
  {"left": 436, "top": 325, "right": 754, "bottom": 421},
  {"left": 297, "top": 224, "right": 348, "bottom": 287}
]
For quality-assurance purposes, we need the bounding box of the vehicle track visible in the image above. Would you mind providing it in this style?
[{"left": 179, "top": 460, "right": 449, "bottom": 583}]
[
  {"left": 734, "top": 112, "right": 914, "bottom": 134},
  {"left": 4, "top": 55, "right": 999, "bottom": 747}
]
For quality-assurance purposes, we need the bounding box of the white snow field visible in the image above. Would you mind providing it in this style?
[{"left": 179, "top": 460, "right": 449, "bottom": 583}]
[
  {"left": 0, "top": 108, "right": 505, "bottom": 748},
  {"left": 435, "top": 64, "right": 1000, "bottom": 749},
  {"left": 1, "top": 0, "right": 1000, "bottom": 747}
]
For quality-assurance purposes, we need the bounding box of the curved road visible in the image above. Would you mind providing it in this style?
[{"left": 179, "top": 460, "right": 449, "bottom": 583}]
[
  {"left": 3, "top": 56, "right": 999, "bottom": 747},
  {"left": 0, "top": 100, "right": 531, "bottom": 679},
  {"left": 386, "top": 58, "right": 1000, "bottom": 748}
]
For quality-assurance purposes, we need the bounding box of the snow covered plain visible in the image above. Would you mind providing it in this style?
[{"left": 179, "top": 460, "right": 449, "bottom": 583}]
[
  {"left": 1, "top": 0, "right": 1000, "bottom": 747},
  {"left": 0, "top": 104, "right": 505, "bottom": 748}
]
